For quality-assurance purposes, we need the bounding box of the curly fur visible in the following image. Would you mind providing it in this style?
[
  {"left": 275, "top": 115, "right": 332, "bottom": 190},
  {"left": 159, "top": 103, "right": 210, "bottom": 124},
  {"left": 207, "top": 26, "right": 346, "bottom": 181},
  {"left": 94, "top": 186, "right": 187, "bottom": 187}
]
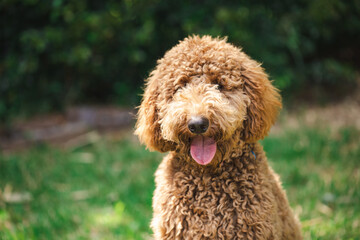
[{"left": 135, "top": 35, "right": 302, "bottom": 239}]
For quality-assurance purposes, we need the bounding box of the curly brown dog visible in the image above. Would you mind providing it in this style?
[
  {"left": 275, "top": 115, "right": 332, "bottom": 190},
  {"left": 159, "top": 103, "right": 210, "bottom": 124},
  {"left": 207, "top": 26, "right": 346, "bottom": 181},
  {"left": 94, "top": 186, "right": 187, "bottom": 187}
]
[{"left": 135, "top": 35, "right": 302, "bottom": 239}]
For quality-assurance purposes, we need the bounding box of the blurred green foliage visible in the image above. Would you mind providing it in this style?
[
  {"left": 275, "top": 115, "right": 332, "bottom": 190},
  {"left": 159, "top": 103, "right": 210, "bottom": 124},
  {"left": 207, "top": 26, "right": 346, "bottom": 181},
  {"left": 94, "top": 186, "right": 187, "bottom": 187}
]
[{"left": 1, "top": 0, "right": 359, "bottom": 122}]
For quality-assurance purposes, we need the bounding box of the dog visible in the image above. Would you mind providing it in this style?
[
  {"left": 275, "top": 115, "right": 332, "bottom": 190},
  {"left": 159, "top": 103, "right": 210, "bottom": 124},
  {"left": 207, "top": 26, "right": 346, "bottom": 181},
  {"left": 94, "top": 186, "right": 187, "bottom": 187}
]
[{"left": 135, "top": 35, "right": 302, "bottom": 239}]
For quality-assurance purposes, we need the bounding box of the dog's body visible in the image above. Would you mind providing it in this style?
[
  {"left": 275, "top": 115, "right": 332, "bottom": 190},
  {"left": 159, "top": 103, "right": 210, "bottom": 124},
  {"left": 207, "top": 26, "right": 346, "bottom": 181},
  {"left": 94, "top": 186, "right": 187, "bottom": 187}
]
[{"left": 136, "top": 36, "right": 302, "bottom": 239}]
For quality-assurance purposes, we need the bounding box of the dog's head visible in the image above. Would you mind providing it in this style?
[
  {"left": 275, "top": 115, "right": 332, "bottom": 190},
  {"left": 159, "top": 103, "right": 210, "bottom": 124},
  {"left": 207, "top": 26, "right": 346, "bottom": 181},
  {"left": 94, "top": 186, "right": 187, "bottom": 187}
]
[{"left": 135, "top": 36, "right": 281, "bottom": 166}]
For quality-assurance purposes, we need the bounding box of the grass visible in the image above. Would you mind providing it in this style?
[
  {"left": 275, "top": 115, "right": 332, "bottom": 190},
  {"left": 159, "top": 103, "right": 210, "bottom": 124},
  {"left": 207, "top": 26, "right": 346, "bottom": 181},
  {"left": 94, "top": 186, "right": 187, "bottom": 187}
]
[
  {"left": 262, "top": 127, "right": 360, "bottom": 239},
  {"left": 0, "top": 139, "right": 161, "bottom": 240},
  {"left": 0, "top": 127, "right": 359, "bottom": 239}
]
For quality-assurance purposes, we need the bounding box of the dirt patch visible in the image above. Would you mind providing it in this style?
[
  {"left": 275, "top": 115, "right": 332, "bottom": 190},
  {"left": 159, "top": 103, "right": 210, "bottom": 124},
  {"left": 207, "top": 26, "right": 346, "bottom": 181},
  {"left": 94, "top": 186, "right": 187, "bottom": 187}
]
[
  {"left": 0, "top": 106, "right": 135, "bottom": 153},
  {"left": 272, "top": 96, "right": 360, "bottom": 134}
]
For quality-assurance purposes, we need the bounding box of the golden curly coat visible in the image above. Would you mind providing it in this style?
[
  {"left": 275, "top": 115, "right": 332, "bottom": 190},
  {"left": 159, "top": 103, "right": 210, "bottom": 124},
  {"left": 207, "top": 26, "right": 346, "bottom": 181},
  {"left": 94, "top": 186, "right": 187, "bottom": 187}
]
[{"left": 135, "top": 35, "right": 302, "bottom": 239}]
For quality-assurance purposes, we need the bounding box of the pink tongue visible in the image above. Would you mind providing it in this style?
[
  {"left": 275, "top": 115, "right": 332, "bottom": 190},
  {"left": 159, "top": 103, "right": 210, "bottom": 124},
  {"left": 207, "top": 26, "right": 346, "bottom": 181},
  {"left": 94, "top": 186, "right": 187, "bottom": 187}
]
[{"left": 190, "top": 136, "right": 217, "bottom": 165}]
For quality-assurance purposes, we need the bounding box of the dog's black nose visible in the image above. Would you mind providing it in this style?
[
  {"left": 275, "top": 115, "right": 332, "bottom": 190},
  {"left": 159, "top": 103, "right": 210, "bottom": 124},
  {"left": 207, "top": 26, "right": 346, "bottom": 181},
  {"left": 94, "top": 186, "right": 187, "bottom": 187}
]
[{"left": 188, "top": 116, "right": 209, "bottom": 134}]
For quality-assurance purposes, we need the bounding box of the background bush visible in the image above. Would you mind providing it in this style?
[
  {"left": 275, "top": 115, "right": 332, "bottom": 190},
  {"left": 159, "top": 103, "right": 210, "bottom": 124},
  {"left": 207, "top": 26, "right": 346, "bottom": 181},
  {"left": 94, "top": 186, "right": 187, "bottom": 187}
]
[{"left": 1, "top": 0, "right": 359, "bottom": 123}]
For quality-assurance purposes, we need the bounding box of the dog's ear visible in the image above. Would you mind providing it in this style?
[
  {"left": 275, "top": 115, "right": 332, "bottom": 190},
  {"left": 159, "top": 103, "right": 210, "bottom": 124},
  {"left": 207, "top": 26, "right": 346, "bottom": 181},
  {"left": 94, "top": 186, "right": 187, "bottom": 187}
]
[
  {"left": 241, "top": 64, "right": 282, "bottom": 142},
  {"left": 135, "top": 70, "right": 176, "bottom": 152}
]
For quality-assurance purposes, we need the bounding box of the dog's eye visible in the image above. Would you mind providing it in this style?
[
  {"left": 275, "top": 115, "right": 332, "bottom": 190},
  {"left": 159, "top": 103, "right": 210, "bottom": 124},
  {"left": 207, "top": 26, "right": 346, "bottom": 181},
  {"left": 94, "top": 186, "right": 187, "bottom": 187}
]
[
  {"left": 216, "top": 84, "right": 224, "bottom": 91},
  {"left": 174, "top": 83, "right": 186, "bottom": 94}
]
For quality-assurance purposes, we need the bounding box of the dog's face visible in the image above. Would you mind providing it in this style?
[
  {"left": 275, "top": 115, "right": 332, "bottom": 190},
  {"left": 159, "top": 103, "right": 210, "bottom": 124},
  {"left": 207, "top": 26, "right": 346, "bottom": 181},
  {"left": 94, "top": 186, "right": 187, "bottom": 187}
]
[{"left": 135, "top": 36, "right": 281, "bottom": 166}]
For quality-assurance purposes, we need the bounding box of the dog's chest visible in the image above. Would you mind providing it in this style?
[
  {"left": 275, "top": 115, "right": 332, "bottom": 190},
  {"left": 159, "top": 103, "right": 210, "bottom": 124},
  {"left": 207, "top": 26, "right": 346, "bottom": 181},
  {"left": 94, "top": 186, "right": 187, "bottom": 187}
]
[{"left": 164, "top": 170, "right": 268, "bottom": 239}]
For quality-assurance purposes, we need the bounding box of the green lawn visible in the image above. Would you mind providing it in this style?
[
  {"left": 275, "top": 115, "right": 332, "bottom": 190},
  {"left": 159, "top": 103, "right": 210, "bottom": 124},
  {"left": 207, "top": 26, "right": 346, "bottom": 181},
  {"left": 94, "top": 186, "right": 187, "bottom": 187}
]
[{"left": 0, "top": 127, "right": 359, "bottom": 239}]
